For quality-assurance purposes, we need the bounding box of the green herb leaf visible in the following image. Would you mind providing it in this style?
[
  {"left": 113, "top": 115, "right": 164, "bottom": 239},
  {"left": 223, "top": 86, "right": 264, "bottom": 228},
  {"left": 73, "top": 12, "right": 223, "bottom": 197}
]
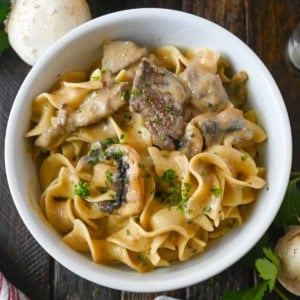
[
  {"left": 87, "top": 149, "right": 99, "bottom": 166},
  {"left": 262, "top": 247, "right": 280, "bottom": 269},
  {"left": 211, "top": 187, "right": 222, "bottom": 197},
  {"left": 102, "top": 136, "right": 119, "bottom": 146},
  {"left": 74, "top": 181, "right": 90, "bottom": 199},
  {"left": 130, "top": 88, "right": 139, "bottom": 96},
  {"left": 255, "top": 248, "right": 279, "bottom": 292},
  {"left": 105, "top": 170, "right": 113, "bottom": 185},
  {"left": 273, "top": 175, "right": 300, "bottom": 227},
  {"left": 222, "top": 281, "right": 268, "bottom": 300},
  {"left": 121, "top": 90, "right": 129, "bottom": 101},
  {"left": 162, "top": 169, "right": 178, "bottom": 181}
]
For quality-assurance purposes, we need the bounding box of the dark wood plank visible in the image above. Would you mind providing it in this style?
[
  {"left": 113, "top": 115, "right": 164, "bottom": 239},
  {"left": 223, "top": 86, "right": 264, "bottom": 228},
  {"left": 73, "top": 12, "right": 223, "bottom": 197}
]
[
  {"left": 52, "top": 261, "right": 120, "bottom": 300},
  {"left": 246, "top": 0, "right": 300, "bottom": 170},
  {"left": 180, "top": 1, "right": 255, "bottom": 298},
  {"left": 0, "top": 48, "right": 51, "bottom": 300},
  {"left": 121, "top": 289, "right": 186, "bottom": 300},
  {"left": 183, "top": 0, "right": 247, "bottom": 41},
  {"left": 186, "top": 263, "right": 254, "bottom": 299}
]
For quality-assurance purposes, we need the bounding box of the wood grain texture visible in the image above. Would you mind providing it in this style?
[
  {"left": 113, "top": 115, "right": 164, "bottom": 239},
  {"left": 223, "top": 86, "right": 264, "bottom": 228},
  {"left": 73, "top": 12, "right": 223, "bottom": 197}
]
[
  {"left": 182, "top": 0, "right": 246, "bottom": 41},
  {"left": 1, "top": 1, "right": 300, "bottom": 299},
  {"left": 0, "top": 49, "right": 51, "bottom": 300},
  {"left": 52, "top": 261, "right": 120, "bottom": 300},
  {"left": 245, "top": 0, "right": 300, "bottom": 170}
]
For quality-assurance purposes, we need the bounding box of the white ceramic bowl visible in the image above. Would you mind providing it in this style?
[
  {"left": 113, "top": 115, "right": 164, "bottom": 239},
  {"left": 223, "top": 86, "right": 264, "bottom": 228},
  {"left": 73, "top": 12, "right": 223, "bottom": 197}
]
[{"left": 5, "top": 8, "right": 292, "bottom": 292}]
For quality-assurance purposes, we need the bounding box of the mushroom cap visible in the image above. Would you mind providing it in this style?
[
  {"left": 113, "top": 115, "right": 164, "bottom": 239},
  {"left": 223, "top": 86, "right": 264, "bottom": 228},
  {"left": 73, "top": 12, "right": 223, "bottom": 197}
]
[
  {"left": 275, "top": 226, "right": 300, "bottom": 296},
  {"left": 6, "top": 0, "right": 91, "bottom": 65}
]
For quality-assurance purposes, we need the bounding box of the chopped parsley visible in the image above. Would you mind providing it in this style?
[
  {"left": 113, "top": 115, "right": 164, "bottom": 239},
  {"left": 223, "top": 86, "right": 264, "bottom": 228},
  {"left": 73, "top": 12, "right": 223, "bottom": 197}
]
[
  {"left": 121, "top": 90, "right": 130, "bottom": 101},
  {"left": 165, "top": 105, "right": 173, "bottom": 112},
  {"left": 211, "top": 187, "right": 222, "bottom": 198},
  {"left": 105, "top": 149, "right": 124, "bottom": 160},
  {"left": 182, "top": 182, "right": 192, "bottom": 203},
  {"left": 156, "top": 169, "right": 191, "bottom": 212},
  {"left": 87, "top": 149, "right": 99, "bottom": 166},
  {"left": 203, "top": 206, "right": 212, "bottom": 213},
  {"left": 137, "top": 253, "right": 149, "bottom": 266},
  {"left": 153, "top": 115, "right": 162, "bottom": 122},
  {"left": 112, "top": 150, "right": 124, "bottom": 159},
  {"left": 130, "top": 88, "right": 139, "bottom": 96},
  {"left": 160, "top": 134, "right": 167, "bottom": 141},
  {"left": 162, "top": 169, "right": 178, "bottom": 181},
  {"left": 102, "top": 136, "right": 119, "bottom": 146},
  {"left": 74, "top": 181, "right": 90, "bottom": 199},
  {"left": 120, "top": 133, "right": 126, "bottom": 140},
  {"left": 91, "top": 75, "right": 100, "bottom": 81},
  {"left": 126, "top": 229, "right": 131, "bottom": 235},
  {"left": 241, "top": 155, "right": 248, "bottom": 161},
  {"left": 105, "top": 170, "right": 113, "bottom": 185},
  {"left": 108, "top": 191, "right": 117, "bottom": 199},
  {"left": 138, "top": 162, "right": 145, "bottom": 169}
]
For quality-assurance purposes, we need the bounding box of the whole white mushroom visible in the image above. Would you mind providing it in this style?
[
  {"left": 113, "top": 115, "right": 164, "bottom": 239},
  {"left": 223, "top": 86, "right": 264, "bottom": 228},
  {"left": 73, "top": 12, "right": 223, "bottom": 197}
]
[
  {"left": 6, "top": 0, "right": 91, "bottom": 65},
  {"left": 275, "top": 226, "right": 300, "bottom": 296}
]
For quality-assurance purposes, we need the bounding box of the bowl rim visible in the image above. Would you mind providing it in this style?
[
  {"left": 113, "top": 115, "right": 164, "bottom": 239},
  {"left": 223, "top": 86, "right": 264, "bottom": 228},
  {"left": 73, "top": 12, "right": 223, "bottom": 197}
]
[{"left": 5, "top": 7, "right": 292, "bottom": 292}]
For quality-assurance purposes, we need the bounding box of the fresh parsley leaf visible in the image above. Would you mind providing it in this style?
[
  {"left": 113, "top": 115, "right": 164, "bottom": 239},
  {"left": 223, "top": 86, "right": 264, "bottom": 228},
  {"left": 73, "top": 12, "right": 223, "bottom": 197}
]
[
  {"left": 255, "top": 257, "right": 278, "bottom": 291},
  {"left": 74, "top": 181, "right": 90, "bottom": 199},
  {"left": 222, "top": 248, "right": 281, "bottom": 299},
  {"left": 262, "top": 247, "right": 280, "bottom": 268},
  {"left": 0, "top": 0, "right": 10, "bottom": 22},
  {"left": 162, "top": 169, "right": 177, "bottom": 181},
  {"left": 222, "top": 281, "right": 268, "bottom": 300},
  {"left": 273, "top": 175, "right": 300, "bottom": 227},
  {"left": 211, "top": 187, "right": 222, "bottom": 197}
]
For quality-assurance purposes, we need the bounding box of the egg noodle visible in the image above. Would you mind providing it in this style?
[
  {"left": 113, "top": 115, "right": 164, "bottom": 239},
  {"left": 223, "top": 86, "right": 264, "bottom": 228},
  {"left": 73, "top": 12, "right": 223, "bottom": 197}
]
[{"left": 26, "top": 41, "right": 266, "bottom": 272}]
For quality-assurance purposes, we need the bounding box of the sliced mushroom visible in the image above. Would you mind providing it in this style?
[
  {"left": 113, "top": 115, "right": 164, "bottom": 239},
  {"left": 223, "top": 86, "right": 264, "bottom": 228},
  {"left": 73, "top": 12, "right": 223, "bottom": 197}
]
[
  {"left": 97, "top": 144, "right": 144, "bottom": 217},
  {"left": 176, "top": 123, "right": 203, "bottom": 158},
  {"left": 191, "top": 107, "right": 253, "bottom": 148}
]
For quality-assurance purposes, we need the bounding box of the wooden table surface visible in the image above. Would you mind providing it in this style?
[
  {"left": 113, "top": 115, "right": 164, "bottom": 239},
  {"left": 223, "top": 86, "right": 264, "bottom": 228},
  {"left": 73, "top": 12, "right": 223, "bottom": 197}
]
[{"left": 1, "top": 1, "right": 300, "bottom": 299}]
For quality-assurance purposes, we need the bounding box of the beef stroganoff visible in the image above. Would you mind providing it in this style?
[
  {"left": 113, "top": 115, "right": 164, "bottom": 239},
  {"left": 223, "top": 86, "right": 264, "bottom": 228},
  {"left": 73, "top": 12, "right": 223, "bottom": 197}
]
[{"left": 25, "top": 40, "right": 266, "bottom": 272}]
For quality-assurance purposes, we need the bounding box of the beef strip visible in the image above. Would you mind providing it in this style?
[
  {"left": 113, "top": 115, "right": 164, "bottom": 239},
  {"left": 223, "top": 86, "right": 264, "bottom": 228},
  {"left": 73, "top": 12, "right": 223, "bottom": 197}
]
[
  {"left": 180, "top": 57, "right": 232, "bottom": 114},
  {"left": 69, "top": 82, "right": 128, "bottom": 127},
  {"left": 130, "top": 58, "right": 190, "bottom": 150},
  {"left": 35, "top": 82, "right": 129, "bottom": 149},
  {"left": 101, "top": 40, "right": 148, "bottom": 74}
]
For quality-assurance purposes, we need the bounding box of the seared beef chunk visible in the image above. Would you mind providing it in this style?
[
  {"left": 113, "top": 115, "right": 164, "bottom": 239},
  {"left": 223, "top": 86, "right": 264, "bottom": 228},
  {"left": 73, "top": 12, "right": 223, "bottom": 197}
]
[
  {"left": 101, "top": 40, "right": 148, "bottom": 74},
  {"left": 130, "top": 58, "right": 190, "bottom": 150}
]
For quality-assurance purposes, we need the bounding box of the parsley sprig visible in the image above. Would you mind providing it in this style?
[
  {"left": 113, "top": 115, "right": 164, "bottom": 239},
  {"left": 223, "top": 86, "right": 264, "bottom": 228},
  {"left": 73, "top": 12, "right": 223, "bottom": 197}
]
[{"left": 222, "top": 171, "right": 300, "bottom": 300}]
